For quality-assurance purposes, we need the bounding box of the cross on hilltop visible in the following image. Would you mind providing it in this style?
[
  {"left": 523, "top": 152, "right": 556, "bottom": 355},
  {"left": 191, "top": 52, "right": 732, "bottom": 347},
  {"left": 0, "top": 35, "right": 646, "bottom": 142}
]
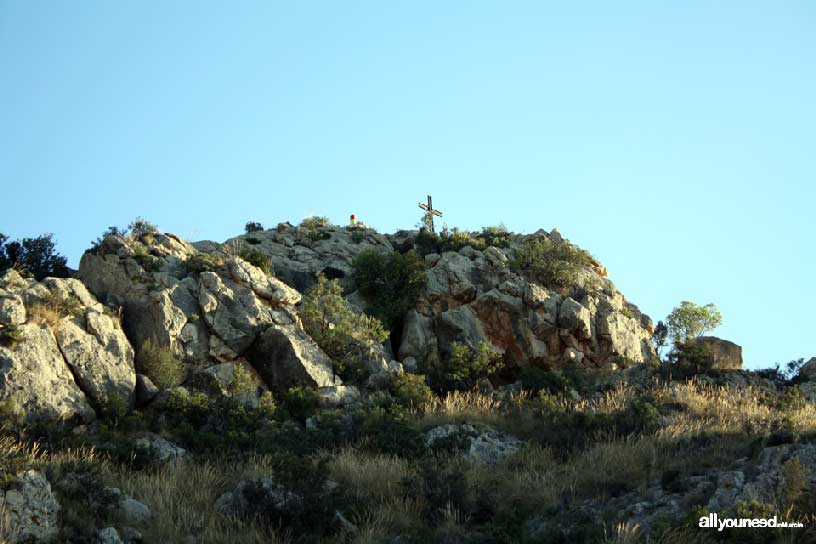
[{"left": 418, "top": 195, "right": 443, "bottom": 233}]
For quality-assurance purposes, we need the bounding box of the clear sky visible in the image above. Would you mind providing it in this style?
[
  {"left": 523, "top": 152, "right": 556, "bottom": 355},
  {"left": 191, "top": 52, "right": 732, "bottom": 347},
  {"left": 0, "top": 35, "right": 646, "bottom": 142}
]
[{"left": 1, "top": 2, "right": 813, "bottom": 369}]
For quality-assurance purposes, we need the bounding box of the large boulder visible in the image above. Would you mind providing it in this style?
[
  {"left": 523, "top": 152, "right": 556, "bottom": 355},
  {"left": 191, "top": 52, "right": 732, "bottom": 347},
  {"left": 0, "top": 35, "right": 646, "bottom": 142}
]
[
  {"left": 0, "top": 274, "right": 136, "bottom": 421},
  {"left": 0, "top": 470, "right": 61, "bottom": 543},
  {"left": 797, "top": 357, "right": 816, "bottom": 381},
  {"left": 0, "top": 323, "right": 95, "bottom": 423},
  {"left": 54, "top": 307, "right": 135, "bottom": 408},
  {"left": 248, "top": 324, "right": 340, "bottom": 390},
  {"left": 693, "top": 336, "right": 743, "bottom": 370}
]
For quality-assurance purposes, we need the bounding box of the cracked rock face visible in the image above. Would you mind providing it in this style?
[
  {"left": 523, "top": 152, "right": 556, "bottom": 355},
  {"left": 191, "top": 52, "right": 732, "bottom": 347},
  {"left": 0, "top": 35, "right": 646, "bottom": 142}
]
[
  {"left": 0, "top": 273, "right": 135, "bottom": 423},
  {"left": 0, "top": 470, "right": 61, "bottom": 543},
  {"left": 79, "top": 234, "right": 338, "bottom": 393},
  {"left": 0, "top": 323, "right": 96, "bottom": 423},
  {"left": 398, "top": 231, "right": 656, "bottom": 370}
]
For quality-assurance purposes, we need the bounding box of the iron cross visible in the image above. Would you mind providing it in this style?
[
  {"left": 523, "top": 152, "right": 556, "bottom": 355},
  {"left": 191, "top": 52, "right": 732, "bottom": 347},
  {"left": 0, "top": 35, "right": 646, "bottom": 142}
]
[{"left": 418, "top": 194, "right": 443, "bottom": 233}]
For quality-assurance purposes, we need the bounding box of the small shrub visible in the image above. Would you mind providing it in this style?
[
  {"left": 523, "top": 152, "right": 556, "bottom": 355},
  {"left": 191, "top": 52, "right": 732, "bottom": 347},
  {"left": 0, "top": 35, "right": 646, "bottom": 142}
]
[
  {"left": 363, "top": 412, "right": 426, "bottom": 458},
  {"left": 781, "top": 457, "right": 808, "bottom": 510},
  {"left": 300, "top": 216, "right": 330, "bottom": 229},
  {"left": 427, "top": 341, "right": 504, "bottom": 393},
  {"left": 390, "top": 372, "right": 435, "bottom": 412},
  {"left": 245, "top": 236, "right": 261, "bottom": 245},
  {"left": 245, "top": 221, "right": 264, "bottom": 233},
  {"left": 300, "top": 274, "right": 388, "bottom": 382},
  {"left": 479, "top": 224, "right": 510, "bottom": 248},
  {"left": 128, "top": 216, "right": 158, "bottom": 239},
  {"left": 239, "top": 247, "right": 272, "bottom": 274},
  {"left": 0, "top": 324, "right": 25, "bottom": 348},
  {"left": 511, "top": 236, "right": 595, "bottom": 290},
  {"left": 228, "top": 364, "right": 256, "bottom": 397},
  {"left": 352, "top": 249, "right": 425, "bottom": 332},
  {"left": 184, "top": 252, "right": 223, "bottom": 274},
  {"left": 135, "top": 339, "right": 183, "bottom": 389},
  {"left": 281, "top": 386, "right": 319, "bottom": 422},
  {"left": 669, "top": 341, "right": 714, "bottom": 375}
]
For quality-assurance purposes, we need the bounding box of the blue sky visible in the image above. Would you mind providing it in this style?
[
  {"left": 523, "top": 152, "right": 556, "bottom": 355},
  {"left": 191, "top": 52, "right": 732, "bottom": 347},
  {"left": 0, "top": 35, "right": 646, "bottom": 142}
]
[{"left": 1, "top": 2, "right": 813, "bottom": 369}]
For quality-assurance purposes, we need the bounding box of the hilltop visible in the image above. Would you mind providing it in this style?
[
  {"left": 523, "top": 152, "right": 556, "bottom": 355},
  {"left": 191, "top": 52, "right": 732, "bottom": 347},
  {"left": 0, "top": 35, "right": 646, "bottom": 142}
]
[{"left": 0, "top": 219, "right": 814, "bottom": 543}]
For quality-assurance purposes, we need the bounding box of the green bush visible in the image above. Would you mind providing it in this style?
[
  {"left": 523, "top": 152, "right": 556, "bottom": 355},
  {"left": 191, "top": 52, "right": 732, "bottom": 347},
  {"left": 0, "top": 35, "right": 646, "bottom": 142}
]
[
  {"left": 135, "top": 339, "right": 183, "bottom": 389},
  {"left": 228, "top": 363, "right": 256, "bottom": 397},
  {"left": 781, "top": 457, "right": 808, "bottom": 510},
  {"left": 413, "top": 225, "right": 509, "bottom": 256},
  {"left": 479, "top": 224, "right": 510, "bottom": 248},
  {"left": 281, "top": 386, "right": 319, "bottom": 422},
  {"left": 669, "top": 341, "right": 714, "bottom": 375},
  {"left": 352, "top": 248, "right": 425, "bottom": 331},
  {"left": 389, "top": 372, "right": 435, "bottom": 412},
  {"left": 184, "top": 252, "right": 223, "bottom": 274},
  {"left": 0, "top": 232, "right": 70, "bottom": 281},
  {"left": 511, "top": 236, "right": 595, "bottom": 290},
  {"left": 300, "top": 216, "right": 330, "bottom": 229},
  {"left": 0, "top": 324, "right": 25, "bottom": 348},
  {"left": 128, "top": 216, "right": 158, "bottom": 239},
  {"left": 427, "top": 341, "right": 504, "bottom": 393},
  {"left": 244, "top": 221, "right": 264, "bottom": 233},
  {"left": 362, "top": 411, "right": 426, "bottom": 458},
  {"left": 239, "top": 247, "right": 272, "bottom": 274},
  {"left": 300, "top": 274, "right": 389, "bottom": 382}
]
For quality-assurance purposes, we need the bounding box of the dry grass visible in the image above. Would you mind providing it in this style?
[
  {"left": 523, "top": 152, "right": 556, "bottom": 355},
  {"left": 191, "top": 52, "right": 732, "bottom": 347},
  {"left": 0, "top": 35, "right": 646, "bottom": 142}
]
[
  {"left": 328, "top": 447, "right": 414, "bottom": 501},
  {"left": 26, "top": 302, "right": 63, "bottom": 328},
  {"left": 115, "top": 455, "right": 292, "bottom": 543}
]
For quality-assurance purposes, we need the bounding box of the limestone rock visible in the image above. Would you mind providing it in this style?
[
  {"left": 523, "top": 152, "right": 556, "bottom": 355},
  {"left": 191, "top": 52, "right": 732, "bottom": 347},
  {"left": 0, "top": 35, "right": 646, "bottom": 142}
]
[
  {"left": 215, "top": 478, "right": 302, "bottom": 517},
  {"left": 797, "top": 357, "right": 816, "bottom": 381},
  {"left": 424, "top": 424, "right": 521, "bottom": 464},
  {"left": 134, "top": 434, "right": 188, "bottom": 464},
  {"left": 693, "top": 336, "right": 743, "bottom": 370},
  {"left": 135, "top": 374, "right": 159, "bottom": 406},
  {"left": 54, "top": 308, "right": 135, "bottom": 408},
  {"left": 0, "top": 294, "right": 25, "bottom": 325},
  {"left": 96, "top": 527, "right": 124, "bottom": 544},
  {"left": 558, "top": 297, "right": 592, "bottom": 340},
  {"left": 0, "top": 470, "right": 60, "bottom": 543},
  {"left": 0, "top": 323, "right": 95, "bottom": 423},
  {"left": 317, "top": 385, "right": 361, "bottom": 408},
  {"left": 227, "top": 257, "right": 301, "bottom": 305},
  {"left": 248, "top": 324, "right": 339, "bottom": 391}
]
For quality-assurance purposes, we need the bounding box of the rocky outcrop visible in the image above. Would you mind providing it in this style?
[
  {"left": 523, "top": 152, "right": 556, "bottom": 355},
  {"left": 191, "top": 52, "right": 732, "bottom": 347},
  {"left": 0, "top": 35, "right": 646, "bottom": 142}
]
[
  {"left": 424, "top": 424, "right": 522, "bottom": 464},
  {"left": 79, "top": 234, "right": 339, "bottom": 392},
  {"left": 214, "top": 223, "right": 393, "bottom": 293},
  {"left": 0, "top": 470, "right": 61, "bottom": 543},
  {"left": 0, "top": 323, "right": 96, "bottom": 423},
  {"left": 797, "top": 357, "right": 816, "bottom": 381},
  {"left": 398, "top": 231, "right": 655, "bottom": 371},
  {"left": 0, "top": 271, "right": 135, "bottom": 422},
  {"left": 693, "top": 336, "right": 743, "bottom": 370}
]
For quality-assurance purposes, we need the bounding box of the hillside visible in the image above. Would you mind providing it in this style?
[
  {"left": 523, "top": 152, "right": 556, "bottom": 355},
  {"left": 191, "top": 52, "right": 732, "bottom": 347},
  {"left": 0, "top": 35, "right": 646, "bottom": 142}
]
[{"left": 1, "top": 221, "right": 814, "bottom": 543}]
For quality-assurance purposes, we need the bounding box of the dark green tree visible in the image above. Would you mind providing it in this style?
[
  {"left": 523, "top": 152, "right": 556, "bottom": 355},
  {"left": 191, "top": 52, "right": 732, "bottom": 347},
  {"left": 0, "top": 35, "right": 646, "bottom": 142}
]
[{"left": 0, "top": 233, "right": 70, "bottom": 280}]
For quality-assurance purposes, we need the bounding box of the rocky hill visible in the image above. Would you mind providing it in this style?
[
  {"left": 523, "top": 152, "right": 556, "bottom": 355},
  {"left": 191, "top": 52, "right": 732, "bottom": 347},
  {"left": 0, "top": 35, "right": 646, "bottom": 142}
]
[{"left": 1, "top": 221, "right": 814, "bottom": 543}]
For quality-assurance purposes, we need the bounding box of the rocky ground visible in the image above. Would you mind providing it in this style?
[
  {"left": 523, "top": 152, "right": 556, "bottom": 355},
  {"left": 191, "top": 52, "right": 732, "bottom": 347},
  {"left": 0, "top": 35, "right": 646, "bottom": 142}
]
[{"left": 0, "top": 222, "right": 814, "bottom": 543}]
